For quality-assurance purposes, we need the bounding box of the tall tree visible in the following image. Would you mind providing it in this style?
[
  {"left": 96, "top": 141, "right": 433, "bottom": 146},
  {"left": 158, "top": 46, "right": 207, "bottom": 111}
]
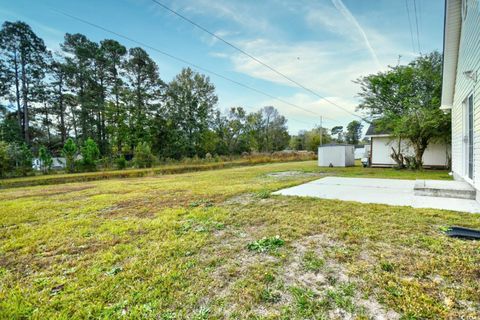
[
  {"left": 331, "top": 126, "right": 344, "bottom": 142},
  {"left": 100, "top": 39, "right": 127, "bottom": 152},
  {"left": 0, "top": 21, "right": 47, "bottom": 144},
  {"left": 124, "top": 47, "right": 163, "bottom": 148},
  {"left": 165, "top": 67, "right": 217, "bottom": 157},
  {"left": 50, "top": 57, "right": 68, "bottom": 144},
  {"left": 345, "top": 120, "right": 363, "bottom": 145},
  {"left": 356, "top": 51, "right": 450, "bottom": 168},
  {"left": 61, "top": 33, "right": 99, "bottom": 143}
]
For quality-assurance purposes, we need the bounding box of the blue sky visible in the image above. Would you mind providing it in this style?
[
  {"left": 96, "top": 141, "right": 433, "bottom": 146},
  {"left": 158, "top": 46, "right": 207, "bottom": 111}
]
[{"left": 0, "top": 0, "right": 445, "bottom": 133}]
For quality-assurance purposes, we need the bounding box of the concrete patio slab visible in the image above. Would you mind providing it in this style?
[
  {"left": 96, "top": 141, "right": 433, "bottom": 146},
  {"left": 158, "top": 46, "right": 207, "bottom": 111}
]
[{"left": 273, "top": 177, "right": 480, "bottom": 213}]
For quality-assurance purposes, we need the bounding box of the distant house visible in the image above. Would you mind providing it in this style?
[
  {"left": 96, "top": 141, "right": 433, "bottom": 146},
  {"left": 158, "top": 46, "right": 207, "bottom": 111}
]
[
  {"left": 32, "top": 157, "right": 67, "bottom": 171},
  {"left": 354, "top": 145, "right": 367, "bottom": 160},
  {"left": 441, "top": 0, "right": 479, "bottom": 194},
  {"left": 365, "top": 123, "right": 450, "bottom": 168}
]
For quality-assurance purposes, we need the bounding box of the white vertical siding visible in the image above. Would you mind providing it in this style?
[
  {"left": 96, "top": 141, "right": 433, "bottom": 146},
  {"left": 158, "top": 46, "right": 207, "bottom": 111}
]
[{"left": 451, "top": 0, "right": 480, "bottom": 189}]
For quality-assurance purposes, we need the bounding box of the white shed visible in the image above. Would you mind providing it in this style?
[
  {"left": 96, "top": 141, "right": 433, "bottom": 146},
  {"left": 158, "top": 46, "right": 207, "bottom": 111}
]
[{"left": 318, "top": 144, "right": 355, "bottom": 167}]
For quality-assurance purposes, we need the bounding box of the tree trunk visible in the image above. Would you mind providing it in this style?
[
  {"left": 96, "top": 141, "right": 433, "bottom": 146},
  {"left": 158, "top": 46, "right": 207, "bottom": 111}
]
[
  {"left": 13, "top": 51, "right": 22, "bottom": 137},
  {"left": 44, "top": 102, "right": 51, "bottom": 145},
  {"left": 58, "top": 74, "right": 66, "bottom": 144},
  {"left": 20, "top": 53, "right": 29, "bottom": 144},
  {"left": 389, "top": 138, "right": 405, "bottom": 168},
  {"left": 412, "top": 142, "right": 427, "bottom": 169},
  {"left": 71, "top": 105, "right": 78, "bottom": 140}
]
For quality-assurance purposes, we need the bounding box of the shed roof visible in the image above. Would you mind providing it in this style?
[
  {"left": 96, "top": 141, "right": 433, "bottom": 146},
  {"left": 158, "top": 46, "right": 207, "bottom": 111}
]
[{"left": 365, "top": 122, "right": 391, "bottom": 137}]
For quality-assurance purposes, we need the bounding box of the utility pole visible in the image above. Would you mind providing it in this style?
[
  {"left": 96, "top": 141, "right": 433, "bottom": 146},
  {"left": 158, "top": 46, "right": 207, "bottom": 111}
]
[{"left": 319, "top": 116, "right": 323, "bottom": 147}]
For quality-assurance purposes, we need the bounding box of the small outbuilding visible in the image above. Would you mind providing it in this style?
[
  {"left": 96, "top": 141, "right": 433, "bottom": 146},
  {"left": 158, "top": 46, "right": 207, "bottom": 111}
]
[
  {"left": 318, "top": 144, "right": 355, "bottom": 167},
  {"left": 365, "top": 123, "right": 450, "bottom": 168}
]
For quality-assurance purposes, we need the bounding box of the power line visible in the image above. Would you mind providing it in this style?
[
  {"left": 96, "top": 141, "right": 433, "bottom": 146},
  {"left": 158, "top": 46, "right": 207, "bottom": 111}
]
[
  {"left": 404, "top": 0, "right": 416, "bottom": 53},
  {"left": 51, "top": 9, "right": 340, "bottom": 129},
  {"left": 412, "top": 0, "right": 422, "bottom": 54},
  {"left": 149, "top": 0, "right": 365, "bottom": 121}
]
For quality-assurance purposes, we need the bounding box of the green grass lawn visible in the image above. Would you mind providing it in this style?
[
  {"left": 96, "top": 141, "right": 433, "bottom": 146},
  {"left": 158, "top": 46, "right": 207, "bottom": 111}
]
[{"left": 1, "top": 161, "right": 479, "bottom": 319}]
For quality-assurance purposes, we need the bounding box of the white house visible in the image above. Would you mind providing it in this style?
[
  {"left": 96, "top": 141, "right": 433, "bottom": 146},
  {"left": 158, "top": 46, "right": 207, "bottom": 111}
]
[
  {"left": 441, "top": 0, "right": 480, "bottom": 197},
  {"left": 32, "top": 157, "right": 66, "bottom": 171},
  {"left": 365, "top": 123, "right": 450, "bottom": 168}
]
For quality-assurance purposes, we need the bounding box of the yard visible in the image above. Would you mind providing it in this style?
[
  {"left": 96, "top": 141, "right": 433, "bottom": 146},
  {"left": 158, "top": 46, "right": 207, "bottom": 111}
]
[{"left": 1, "top": 161, "right": 479, "bottom": 319}]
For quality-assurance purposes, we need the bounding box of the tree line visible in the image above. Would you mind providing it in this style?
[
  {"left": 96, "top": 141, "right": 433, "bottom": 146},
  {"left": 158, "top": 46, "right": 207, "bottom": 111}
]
[{"left": 0, "top": 21, "right": 299, "bottom": 175}]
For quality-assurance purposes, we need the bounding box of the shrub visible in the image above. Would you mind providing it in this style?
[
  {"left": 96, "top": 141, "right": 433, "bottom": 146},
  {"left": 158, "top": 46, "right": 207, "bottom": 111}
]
[
  {"left": 247, "top": 235, "right": 285, "bottom": 253},
  {"left": 62, "top": 138, "right": 77, "bottom": 173},
  {"left": 0, "top": 141, "right": 11, "bottom": 178},
  {"left": 133, "top": 142, "right": 156, "bottom": 168},
  {"left": 38, "top": 146, "right": 53, "bottom": 174},
  {"left": 12, "top": 143, "right": 33, "bottom": 176},
  {"left": 81, "top": 138, "right": 100, "bottom": 171},
  {"left": 115, "top": 155, "right": 128, "bottom": 170}
]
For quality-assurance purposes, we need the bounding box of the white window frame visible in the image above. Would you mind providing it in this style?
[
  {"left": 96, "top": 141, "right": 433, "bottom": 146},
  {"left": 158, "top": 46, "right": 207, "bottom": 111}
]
[{"left": 463, "top": 93, "right": 474, "bottom": 183}]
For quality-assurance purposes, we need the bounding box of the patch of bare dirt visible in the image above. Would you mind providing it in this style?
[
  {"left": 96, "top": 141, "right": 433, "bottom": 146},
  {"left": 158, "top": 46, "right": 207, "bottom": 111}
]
[
  {"left": 280, "top": 234, "right": 400, "bottom": 320},
  {"left": 266, "top": 171, "right": 320, "bottom": 179},
  {"left": 204, "top": 231, "right": 400, "bottom": 319},
  {"left": 6, "top": 185, "right": 94, "bottom": 199},
  {"left": 221, "top": 193, "right": 276, "bottom": 207}
]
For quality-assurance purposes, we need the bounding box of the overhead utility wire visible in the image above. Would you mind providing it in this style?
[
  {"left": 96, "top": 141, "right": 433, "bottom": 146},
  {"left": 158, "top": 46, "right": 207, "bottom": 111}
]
[
  {"left": 52, "top": 9, "right": 338, "bottom": 128},
  {"left": 149, "top": 0, "right": 365, "bottom": 122},
  {"left": 412, "top": 0, "right": 422, "bottom": 54},
  {"left": 404, "top": 0, "right": 417, "bottom": 53}
]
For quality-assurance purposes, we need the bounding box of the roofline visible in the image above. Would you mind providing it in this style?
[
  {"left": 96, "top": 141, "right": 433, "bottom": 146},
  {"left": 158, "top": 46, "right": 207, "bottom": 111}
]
[
  {"left": 364, "top": 134, "right": 392, "bottom": 138},
  {"left": 440, "top": 0, "right": 462, "bottom": 110}
]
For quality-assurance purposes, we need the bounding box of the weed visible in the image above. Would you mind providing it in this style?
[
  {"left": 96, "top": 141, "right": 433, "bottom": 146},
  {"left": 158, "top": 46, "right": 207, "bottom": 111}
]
[
  {"left": 247, "top": 235, "right": 285, "bottom": 253},
  {"left": 380, "top": 261, "right": 395, "bottom": 272},
  {"left": 106, "top": 266, "right": 122, "bottom": 276},
  {"left": 302, "top": 251, "right": 325, "bottom": 272},
  {"left": 326, "top": 283, "right": 356, "bottom": 313},
  {"left": 256, "top": 190, "right": 270, "bottom": 199},
  {"left": 260, "top": 288, "right": 282, "bottom": 303},
  {"left": 438, "top": 226, "right": 452, "bottom": 233}
]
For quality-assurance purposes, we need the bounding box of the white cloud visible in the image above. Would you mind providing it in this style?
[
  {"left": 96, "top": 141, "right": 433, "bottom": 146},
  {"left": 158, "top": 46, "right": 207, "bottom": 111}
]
[
  {"left": 258, "top": 92, "right": 358, "bottom": 121},
  {"left": 331, "top": 0, "right": 380, "bottom": 68}
]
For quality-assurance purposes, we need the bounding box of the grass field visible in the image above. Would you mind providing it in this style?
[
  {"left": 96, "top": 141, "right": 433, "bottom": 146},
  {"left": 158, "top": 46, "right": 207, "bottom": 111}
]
[{"left": 1, "top": 161, "right": 479, "bottom": 319}]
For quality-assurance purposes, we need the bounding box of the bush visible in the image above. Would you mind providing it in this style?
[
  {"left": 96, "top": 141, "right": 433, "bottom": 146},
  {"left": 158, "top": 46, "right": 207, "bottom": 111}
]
[
  {"left": 133, "top": 142, "right": 156, "bottom": 168},
  {"left": 0, "top": 141, "right": 11, "bottom": 178},
  {"left": 81, "top": 138, "right": 100, "bottom": 171},
  {"left": 62, "top": 138, "right": 77, "bottom": 173},
  {"left": 10, "top": 143, "right": 33, "bottom": 176},
  {"left": 247, "top": 236, "right": 285, "bottom": 253},
  {"left": 38, "top": 146, "right": 53, "bottom": 174},
  {"left": 115, "top": 155, "right": 128, "bottom": 170}
]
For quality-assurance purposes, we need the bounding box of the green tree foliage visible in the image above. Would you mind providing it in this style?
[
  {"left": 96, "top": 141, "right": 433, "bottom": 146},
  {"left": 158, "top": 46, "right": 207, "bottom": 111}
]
[
  {"left": 0, "top": 21, "right": 300, "bottom": 177},
  {"left": 0, "top": 21, "right": 47, "bottom": 144},
  {"left": 133, "top": 142, "right": 156, "bottom": 168},
  {"left": 0, "top": 140, "right": 10, "bottom": 177},
  {"left": 345, "top": 121, "right": 363, "bottom": 145},
  {"left": 15, "top": 143, "right": 33, "bottom": 176},
  {"left": 62, "top": 138, "right": 77, "bottom": 173},
  {"left": 331, "top": 126, "right": 344, "bottom": 143},
  {"left": 165, "top": 67, "right": 217, "bottom": 157},
  {"left": 290, "top": 127, "right": 332, "bottom": 151},
  {"left": 81, "top": 138, "right": 99, "bottom": 170},
  {"left": 356, "top": 52, "right": 450, "bottom": 168},
  {"left": 38, "top": 146, "right": 52, "bottom": 173}
]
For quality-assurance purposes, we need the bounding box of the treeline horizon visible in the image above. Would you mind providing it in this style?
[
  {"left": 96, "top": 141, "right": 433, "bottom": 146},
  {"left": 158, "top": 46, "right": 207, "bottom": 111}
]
[{"left": 0, "top": 20, "right": 362, "bottom": 174}]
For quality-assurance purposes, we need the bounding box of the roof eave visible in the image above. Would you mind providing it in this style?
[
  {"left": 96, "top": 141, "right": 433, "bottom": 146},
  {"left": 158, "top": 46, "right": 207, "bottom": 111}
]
[{"left": 440, "top": 0, "right": 462, "bottom": 109}]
